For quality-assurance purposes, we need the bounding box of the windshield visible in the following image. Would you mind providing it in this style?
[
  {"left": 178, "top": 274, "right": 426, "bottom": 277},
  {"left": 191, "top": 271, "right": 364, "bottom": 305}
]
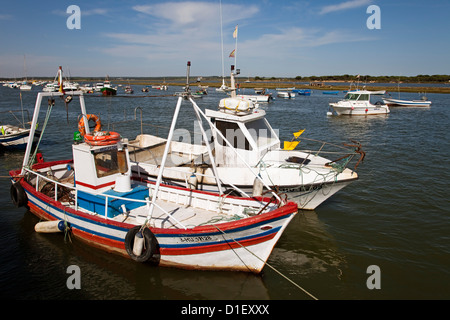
[
  {"left": 345, "top": 93, "right": 369, "bottom": 101},
  {"left": 245, "top": 118, "right": 278, "bottom": 148}
]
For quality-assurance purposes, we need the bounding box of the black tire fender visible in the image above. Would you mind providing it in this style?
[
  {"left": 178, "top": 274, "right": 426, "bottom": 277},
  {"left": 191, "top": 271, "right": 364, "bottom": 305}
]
[
  {"left": 125, "top": 226, "right": 157, "bottom": 263},
  {"left": 10, "top": 182, "right": 27, "bottom": 208}
]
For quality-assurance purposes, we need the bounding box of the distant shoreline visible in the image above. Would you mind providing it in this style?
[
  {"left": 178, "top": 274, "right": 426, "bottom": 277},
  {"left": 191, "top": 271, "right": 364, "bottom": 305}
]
[{"left": 2, "top": 77, "right": 449, "bottom": 94}]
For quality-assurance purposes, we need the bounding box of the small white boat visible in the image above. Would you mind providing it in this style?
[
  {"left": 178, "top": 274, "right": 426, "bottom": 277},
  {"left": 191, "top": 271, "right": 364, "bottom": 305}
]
[
  {"left": 216, "top": 79, "right": 230, "bottom": 92},
  {"left": 94, "top": 82, "right": 104, "bottom": 92},
  {"left": 19, "top": 83, "right": 32, "bottom": 91},
  {"left": 42, "top": 82, "right": 58, "bottom": 92},
  {"left": 236, "top": 94, "right": 272, "bottom": 103},
  {"left": 329, "top": 90, "right": 389, "bottom": 116},
  {"left": 382, "top": 97, "right": 431, "bottom": 107},
  {"left": 0, "top": 124, "right": 40, "bottom": 149},
  {"left": 79, "top": 84, "right": 94, "bottom": 93},
  {"left": 152, "top": 84, "right": 168, "bottom": 90},
  {"left": 277, "top": 91, "right": 295, "bottom": 99},
  {"left": 63, "top": 81, "right": 79, "bottom": 91}
]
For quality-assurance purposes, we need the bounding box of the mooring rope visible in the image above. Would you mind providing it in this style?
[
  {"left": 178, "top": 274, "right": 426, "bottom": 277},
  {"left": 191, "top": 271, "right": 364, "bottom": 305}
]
[{"left": 212, "top": 224, "right": 319, "bottom": 300}]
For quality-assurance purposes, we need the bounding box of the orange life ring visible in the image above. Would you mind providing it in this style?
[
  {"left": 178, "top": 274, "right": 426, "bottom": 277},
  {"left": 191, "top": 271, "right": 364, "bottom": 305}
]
[
  {"left": 78, "top": 114, "right": 102, "bottom": 136},
  {"left": 84, "top": 131, "right": 121, "bottom": 146}
]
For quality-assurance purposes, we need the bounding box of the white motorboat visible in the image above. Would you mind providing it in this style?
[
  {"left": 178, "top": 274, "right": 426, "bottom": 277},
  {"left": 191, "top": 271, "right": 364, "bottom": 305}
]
[
  {"left": 63, "top": 81, "right": 79, "bottom": 91},
  {"left": 236, "top": 94, "right": 272, "bottom": 103},
  {"left": 42, "top": 82, "right": 58, "bottom": 92},
  {"left": 19, "top": 82, "right": 32, "bottom": 91},
  {"left": 94, "top": 82, "right": 104, "bottom": 92},
  {"left": 329, "top": 90, "right": 389, "bottom": 116},
  {"left": 129, "top": 67, "right": 363, "bottom": 210},
  {"left": 277, "top": 91, "right": 295, "bottom": 99},
  {"left": 382, "top": 97, "right": 432, "bottom": 107}
]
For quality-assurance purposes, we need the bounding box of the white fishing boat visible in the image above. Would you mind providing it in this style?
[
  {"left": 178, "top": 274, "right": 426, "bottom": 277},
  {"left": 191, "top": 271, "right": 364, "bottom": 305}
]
[
  {"left": 129, "top": 66, "right": 363, "bottom": 210},
  {"left": 79, "top": 84, "right": 94, "bottom": 93},
  {"left": 94, "top": 82, "right": 104, "bottom": 92},
  {"left": 382, "top": 97, "right": 432, "bottom": 107},
  {"left": 277, "top": 91, "right": 295, "bottom": 99},
  {"left": 9, "top": 65, "right": 297, "bottom": 274},
  {"left": 236, "top": 94, "right": 272, "bottom": 103},
  {"left": 19, "top": 82, "right": 32, "bottom": 91},
  {"left": 42, "top": 82, "right": 58, "bottom": 92},
  {"left": 328, "top": 90, "right": 389, "bottom": 116},
  {"left": 63, "top": 81, "right": 79, "bottom": 91}
]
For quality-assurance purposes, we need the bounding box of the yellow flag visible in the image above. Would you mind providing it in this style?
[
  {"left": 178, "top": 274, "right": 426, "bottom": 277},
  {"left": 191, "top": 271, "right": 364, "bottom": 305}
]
[
  {"left": 229, "top": 49, "right": 235, "bottom": 58},
  {"left": 233, "top": 25, "right": 238, "bottom": 38},
  {"left": 293, "top": 129, "right": 305, "bottom": 139},
  {"left": 283, "top": 141, "right": 299, "bottom": 150}
]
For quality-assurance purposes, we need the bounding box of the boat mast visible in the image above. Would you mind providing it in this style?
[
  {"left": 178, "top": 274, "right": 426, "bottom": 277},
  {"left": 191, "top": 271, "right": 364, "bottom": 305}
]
[
  {"left": 219, "top": 0, "right": 225, "bottom": 87},
  {"left": 233, "top": 24, "right": 238, "bottom": 71}
]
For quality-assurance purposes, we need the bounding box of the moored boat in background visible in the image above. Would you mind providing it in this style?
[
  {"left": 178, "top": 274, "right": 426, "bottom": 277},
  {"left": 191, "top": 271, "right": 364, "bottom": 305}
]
[
  {"left": 382, "top": 96, "right": 432, "bottom": 107},
  {"left": 329, "top": 90, "right": 389, "bottom": 116}
]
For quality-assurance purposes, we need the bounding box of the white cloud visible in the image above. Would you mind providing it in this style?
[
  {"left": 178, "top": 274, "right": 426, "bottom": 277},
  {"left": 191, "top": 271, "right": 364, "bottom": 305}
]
[
  {"left": 96, "top": 1, "right": 259, "bottom": 74},
  {"left": 94, "top": 2, "right": 376, "bottom": 76},
  {"left": 319, "top": 0, "right": 372, "bottom": 15},
  {"left": 133, "top": 1, "right": 258, "bottom": 28},
  {"left": 0, "top": 14, "right": 13, "bottom": 20}
]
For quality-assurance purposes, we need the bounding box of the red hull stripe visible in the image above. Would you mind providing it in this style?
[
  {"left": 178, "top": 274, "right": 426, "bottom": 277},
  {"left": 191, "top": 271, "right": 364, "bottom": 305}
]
[{"left": 75, "top": 180, "right": 116, "bottom": 190}]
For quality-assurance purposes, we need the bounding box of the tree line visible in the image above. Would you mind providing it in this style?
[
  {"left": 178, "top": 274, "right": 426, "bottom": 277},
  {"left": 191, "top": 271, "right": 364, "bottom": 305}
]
[{"left": 293, "top": 74, "right": 450, "bottom": 83}]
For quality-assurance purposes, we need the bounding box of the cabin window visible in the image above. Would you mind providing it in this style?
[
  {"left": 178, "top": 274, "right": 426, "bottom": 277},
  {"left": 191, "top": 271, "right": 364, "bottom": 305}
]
[
  {"left": 215, "top": 120, "right": 251, "bottom": 150},
  {"left": 93, "top": 149, "right": 127, "bottom": 178},
  {"left": 245, "top": 118, "right": 277, "bottom": 148},
  {"left": 358, "top": 94, "right": 369, "bottom": 101},
  {"left": 345, "top": 93, "right": 359, "bottom": 100}
]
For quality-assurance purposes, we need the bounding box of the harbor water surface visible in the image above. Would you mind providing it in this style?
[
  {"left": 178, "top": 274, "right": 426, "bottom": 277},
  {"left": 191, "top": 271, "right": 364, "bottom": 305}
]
[{"left": 0, "top": 84, "right": 448, "bottom": 300}]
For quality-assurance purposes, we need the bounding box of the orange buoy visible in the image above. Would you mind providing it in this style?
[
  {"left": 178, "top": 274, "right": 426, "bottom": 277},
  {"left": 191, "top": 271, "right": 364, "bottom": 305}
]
[{"left": 78, "top": 114, "right": 102, "bottom": 137}]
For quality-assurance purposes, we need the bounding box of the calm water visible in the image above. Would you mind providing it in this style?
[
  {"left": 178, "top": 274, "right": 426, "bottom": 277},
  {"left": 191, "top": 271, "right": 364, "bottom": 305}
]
[{"left": 0, "top": 84, "right": 448, "bottom": 301}]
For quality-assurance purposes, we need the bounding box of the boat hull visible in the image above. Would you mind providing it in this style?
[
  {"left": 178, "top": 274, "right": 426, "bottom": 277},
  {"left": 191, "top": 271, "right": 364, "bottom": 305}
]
[
  {"left": 131, "top": 163, "right": 358, "bottom": 210},
  {"left": 0, "top": 127, "right": 40, "bottom": 148},
  {"left": 329, "top": 103, "right": 389, "bottom": 115},
  {"left": 10, "top": 168, "right": 297, "bottom": 274},
  {"left": 101, "top": 88, "right": 117, "bottom": 96}
]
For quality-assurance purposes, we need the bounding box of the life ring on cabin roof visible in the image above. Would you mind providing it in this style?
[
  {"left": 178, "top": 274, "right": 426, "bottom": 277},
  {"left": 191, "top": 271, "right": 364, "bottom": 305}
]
[
  {"left": 78, "top": 114, "right": 102, "bottom": 137},
  {"left": 84, "top": 131, "right": 121, "bottom": 146}
]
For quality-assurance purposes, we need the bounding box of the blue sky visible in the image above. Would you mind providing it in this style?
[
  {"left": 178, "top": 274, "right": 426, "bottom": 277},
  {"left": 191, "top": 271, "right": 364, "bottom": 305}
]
[{"left": 1, "top": 0, "right": 449, "bottom": 78}]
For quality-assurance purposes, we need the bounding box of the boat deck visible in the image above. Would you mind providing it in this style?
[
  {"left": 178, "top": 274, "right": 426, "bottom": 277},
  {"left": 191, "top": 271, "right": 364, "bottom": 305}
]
[{"left": 114, "top": 197, "right": 249, "bottom": 229}]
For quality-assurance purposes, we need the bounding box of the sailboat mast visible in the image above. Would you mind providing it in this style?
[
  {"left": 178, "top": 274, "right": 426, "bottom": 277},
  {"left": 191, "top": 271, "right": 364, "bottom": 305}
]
[
  {"left": 219, "top": 0, "right": 225, "bottom": 85},
  {"left": 233, "top": 24, "right": 238, "bottom": 70}
]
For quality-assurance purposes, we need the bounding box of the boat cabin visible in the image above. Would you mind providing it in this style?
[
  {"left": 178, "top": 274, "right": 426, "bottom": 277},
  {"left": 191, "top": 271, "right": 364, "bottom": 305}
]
[
  {"left": 342, "top": 90, "right": 385, "bottom": 104},
  {"left": 73, "top": 140, "right": 149, "bottom": 218},
  {"left": 206, "top": 97, "right": 280, "bottom": 167}
]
